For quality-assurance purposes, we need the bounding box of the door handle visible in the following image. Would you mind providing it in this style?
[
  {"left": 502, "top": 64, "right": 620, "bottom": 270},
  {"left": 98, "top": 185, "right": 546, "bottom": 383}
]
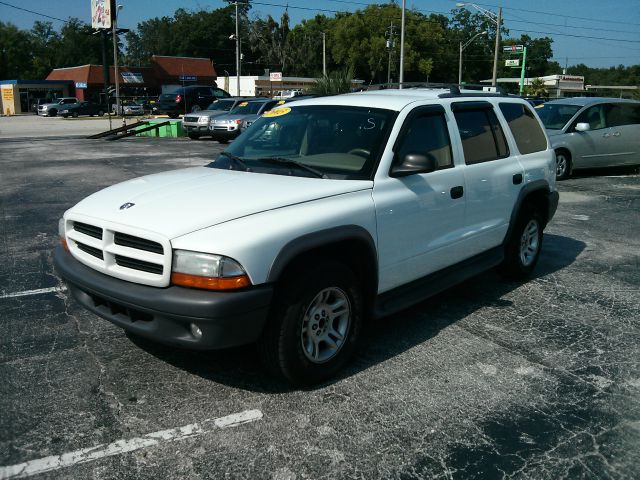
[
  {"left": 613, "top": 132, "right": 621, "bottom": 137},
  {"left": 450, "top": 186, "right": 464, "bottom": 199},
  {"left": 513, "top": 173, "right": 523, "bottom": 185}
]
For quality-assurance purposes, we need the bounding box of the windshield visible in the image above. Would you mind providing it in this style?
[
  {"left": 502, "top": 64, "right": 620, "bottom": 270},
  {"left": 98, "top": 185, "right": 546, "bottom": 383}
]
[
  {"left": 536, "top": 103, "right": 582, "bottom": 130},
  {"left": 229, "top": 101, "right": 267, "bottom": 115},
  {"left": 207, "top": 99, "right": 236, "bottom": 111},
  {"left": 209, "top": 105, "right": 396, "bottom": 180}
]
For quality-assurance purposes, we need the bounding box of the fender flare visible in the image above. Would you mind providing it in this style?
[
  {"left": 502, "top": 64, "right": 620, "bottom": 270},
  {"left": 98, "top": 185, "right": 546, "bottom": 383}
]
[
  {"left": 266, "top": 225, "right": 378, "bottom": 287},
  {"left": 504, "top": 180, "right": 551, "bottom": 244}
]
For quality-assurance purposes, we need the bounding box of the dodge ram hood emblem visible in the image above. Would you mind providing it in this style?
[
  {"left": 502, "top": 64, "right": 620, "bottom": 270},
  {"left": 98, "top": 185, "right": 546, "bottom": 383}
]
[{"left": 119, "top": 202, "right": 135, "bottom": 210}]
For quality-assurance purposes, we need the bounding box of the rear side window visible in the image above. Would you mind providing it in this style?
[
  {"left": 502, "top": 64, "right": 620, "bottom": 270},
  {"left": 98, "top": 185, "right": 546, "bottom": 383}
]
[
  {"left": 499, "top": 103, "right": 547, "bottom": 154},
  {"left": 605, "top": 103, "right": 640, "bottom": 127},
  {"left": 396, "top": 112, "right": 453, "bottom": 170},
  {"left": 453, "top": 105, "right": 509, "bottom": 164}
]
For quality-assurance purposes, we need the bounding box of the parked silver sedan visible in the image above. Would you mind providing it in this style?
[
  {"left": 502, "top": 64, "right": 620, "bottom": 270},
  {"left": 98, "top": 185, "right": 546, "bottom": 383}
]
[
  {"left": 182, "top": 97, "right": 254, "bottom": 140},
  {"left": 536, "top": 97, "right": 640, "bottom": 179}
]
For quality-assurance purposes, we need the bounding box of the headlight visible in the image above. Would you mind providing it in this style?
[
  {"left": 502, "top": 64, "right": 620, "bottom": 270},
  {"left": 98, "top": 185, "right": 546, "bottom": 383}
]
[
  {"left": 197, "top": 116, "right": 209, "bottom": 124},
  {"left": 42, "top": 106, "right": 48, "bottom": 110},
  {"left": 58, "top": 218, "right": 69, "bottom": 251},
  {"left": 171, "top": 250, "right": 250, "bottom": 290},
  {"left": 61, "top": 110, "right": 69, "bottom": 113}
]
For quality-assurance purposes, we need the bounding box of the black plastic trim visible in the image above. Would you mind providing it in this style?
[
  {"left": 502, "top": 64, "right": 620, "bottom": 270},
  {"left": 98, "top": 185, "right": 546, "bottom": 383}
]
[
  {"left": 373, "top": 246, "right": 504, "bottom": 318},
  {"left": 504, "top": 180, "right": 552, "bottom": 242},
  {"left": 267, "top": 225, "right": 378, "bottom": 286},
  {"left": 450, "top": 100, "right": 494, "bottom": 111},
  {"left": 54, "top": 247, "right": 273, "bottom": 350}
]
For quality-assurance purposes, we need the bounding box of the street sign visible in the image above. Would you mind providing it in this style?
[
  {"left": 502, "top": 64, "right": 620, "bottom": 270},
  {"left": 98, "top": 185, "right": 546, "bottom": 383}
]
[
  {"left": 503, "top": 45, "right": 524, "bottom": 52},
  {"left": 505, "top": 59, "right": 520, "bottom": 67},
  {"left": 270, "top": 72, "right": 283, "bottom": 81},
  {"left": 75, "top": 82, "right": 88, "bottom": 89}
]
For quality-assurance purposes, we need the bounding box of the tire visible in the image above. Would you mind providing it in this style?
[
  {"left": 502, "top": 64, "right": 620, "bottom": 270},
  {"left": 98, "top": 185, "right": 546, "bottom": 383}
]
[
  {"left": 72, "top": 111, "right": 79, "bottom": 118},
  {"left": 188, "top": 134, "right": 200, "bottom": 140},
  {"left": 218, "top": 139, "right": 229, "bottom": 144},
  {"left": 258, "top": 261, "right": 364, "bottom": 385},
  {"left": 49, "top": 109, "right": 57, "bottom": 117},
  {"left": 499, "top": 205, "right": 544, "bottom": 280},
  {"left": 169, "top": 113, "right": 179, "bottom": 119},
  {"left": 98, "top": 110, "right": 104, "bottom": 117},
  {"left": 555, "top": 149, "right": 571, "bottom": 180}
]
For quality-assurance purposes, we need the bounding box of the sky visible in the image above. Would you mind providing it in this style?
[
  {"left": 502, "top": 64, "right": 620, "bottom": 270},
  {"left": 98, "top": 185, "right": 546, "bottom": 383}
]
[{"left": 1, "top": 0, "right": 640, "bottom": 69}]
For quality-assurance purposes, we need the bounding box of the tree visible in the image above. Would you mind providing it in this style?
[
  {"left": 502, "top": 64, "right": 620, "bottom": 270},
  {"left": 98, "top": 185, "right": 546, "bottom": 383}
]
[
  {"left": 310, "top": 67, "right": 354, "bottom": 95},
  {"left": 524, "top": 78, "right": 548, "bottom": 97}
]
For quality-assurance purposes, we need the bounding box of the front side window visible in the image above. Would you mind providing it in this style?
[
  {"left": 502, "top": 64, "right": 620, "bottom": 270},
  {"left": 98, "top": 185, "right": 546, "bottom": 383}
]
[
  {"left": 573, "top": 105, "right": 606, "bottom": 130},
  {"left": 396, "top": 112, "right": 453, "bottom": 170},
  {"left": 211, "top": 105, "right": 395, "bottom": 179},
  {"left": 536, "top": 103, "right": 581, "bottom": 130},
  {"left": 453, "top": 106, "right": 509, "bottom": 165},
  {"left": 499, "top": 102, "right": 547, "bottom": 155}
]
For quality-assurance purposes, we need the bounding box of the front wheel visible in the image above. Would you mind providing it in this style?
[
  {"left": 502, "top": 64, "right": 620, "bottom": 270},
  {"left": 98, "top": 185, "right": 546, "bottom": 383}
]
[
  {"left": 499, "top": 205, "right": 544, "bottom": 279},
  {"left": 72, "top": 111, "right": 79, "bottom": 118},
  {"left": 555, "top": 150, "right": 571, "bottom": 180},
  {"left": 97, "top": 110, "right": 104, "bottom": 117},
  {"left": 258, "top": 261, "right": 364, "bottom": 385}
]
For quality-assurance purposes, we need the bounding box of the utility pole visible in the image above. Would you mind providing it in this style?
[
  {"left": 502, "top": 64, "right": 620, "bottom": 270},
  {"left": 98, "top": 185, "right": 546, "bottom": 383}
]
[
  {"left": 322, "top": 32, "right": 326, "bottom": 77},
  {"left": 386, "top": 22, "right": 395, "bottom": 85},
  {"left": 399, "top": 0, "right": 406, "bottom": 89},
  {"left": 235, "top": 1, "right": 240, "bottom": 96},
  {"left": 492, "top": 7, "right": 502, "bottom": 87},
  {"left": 112, "top": 4, "right": 123, "bottom": 124}
]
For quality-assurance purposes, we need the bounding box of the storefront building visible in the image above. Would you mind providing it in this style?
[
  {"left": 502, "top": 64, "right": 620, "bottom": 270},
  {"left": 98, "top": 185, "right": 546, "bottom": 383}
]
[{"left": 1, "top": 80, "right": 73, "bottom": 115}]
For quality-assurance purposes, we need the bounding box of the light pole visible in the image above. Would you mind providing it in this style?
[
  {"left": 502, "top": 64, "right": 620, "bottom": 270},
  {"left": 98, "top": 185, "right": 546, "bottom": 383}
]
[
  {"left": 399, "top": 0, "right": 406, "bottom": 89},
  {"left": 458, "top": 31, "right": 487, "bottom": 86},
  {"left": 225, "top": 1, "right": 241, "bottom": 96},
  {"left": 386, "top": 22, "right": 396, "bottom": 85},
  {"left": 322, "top": 32, "right": 326, "bottom": 77},
  {"left": 456, "top": 3, "right": 502, "bottom": 87},
  {"left": 112, "top": 4, "right": 123, "bottom": 121}
]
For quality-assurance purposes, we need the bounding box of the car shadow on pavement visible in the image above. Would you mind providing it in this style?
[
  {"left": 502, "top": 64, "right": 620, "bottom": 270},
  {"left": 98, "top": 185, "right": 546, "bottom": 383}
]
[{"left": 129, "top": 233, "right": 585, "bottom": 392}]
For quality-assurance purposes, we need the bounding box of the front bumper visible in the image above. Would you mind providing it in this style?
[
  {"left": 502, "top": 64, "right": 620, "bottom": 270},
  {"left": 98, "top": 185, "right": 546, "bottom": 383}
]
[
  {"left": 54, "top": 247, "right": 273, "bottom": 350},
  {"left": 183, "top": 124, "right": 211, "bottom": 134},
  {"left": 208, "top": 128, "right": 241, "bottom": 140}
]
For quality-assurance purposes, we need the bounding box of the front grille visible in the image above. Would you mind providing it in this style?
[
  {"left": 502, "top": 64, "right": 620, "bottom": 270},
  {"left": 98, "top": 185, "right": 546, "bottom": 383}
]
[
  {"left": 73, "top": 221, "right": 103, "bottom": 239},
  {"left": 213, "top": 126, "right": 228, "bottom": 131},
  {"left": 76, "top": 242, "right": 104, "bottom": 260},
  {"left": 115, "top": 255, "right": 163, "bottom": 275},
  {"left": 184, "top": 116, "right": 199, "bottom": 123},
  {"left": 114, "top": 232, "right": 163, "bottom": 254},
  {"left": 87, "top": 291, "right": 153, "bottom": 322}
]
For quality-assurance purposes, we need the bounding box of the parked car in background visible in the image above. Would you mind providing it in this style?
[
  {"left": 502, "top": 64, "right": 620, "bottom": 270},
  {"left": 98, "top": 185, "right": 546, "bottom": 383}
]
[
  {"left": 154, "top": 85, "right": 231, "bottom": 118},
  {"left": 113, "top": 100, "right": 144, "bottom": 116},
  {"left": 272, "top": 89, "right": 304, "bottom": 100},
  {"left": 240, "top": 96, "right": 317, "bottom": 132},
  {"left": 37, "top": 97, "right": 79, "bottom": 117},
  {"left": 536, "top": 97, "right": 640, "bottom": 179},
  {"left": 208, "top": 98, "right": 279, "bottom": 143},
  {"left": 59, "top": 101, "right": 106, "bottom": 118},
  {"left": 183, "top": 97, "right": 255, "bottom": 140}
]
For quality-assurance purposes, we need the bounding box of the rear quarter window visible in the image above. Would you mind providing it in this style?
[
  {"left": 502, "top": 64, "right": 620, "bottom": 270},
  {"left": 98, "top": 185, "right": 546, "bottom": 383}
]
[{"left": 499, "top": 102, "right": 548, "bottom": 155}]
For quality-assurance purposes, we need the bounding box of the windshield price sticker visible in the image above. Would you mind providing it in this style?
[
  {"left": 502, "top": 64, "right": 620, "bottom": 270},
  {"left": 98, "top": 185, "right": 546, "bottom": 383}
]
[
  {"left": 277, "top": 100, "right": 286, "bottom": 105},
  {"left": 263, "top": 107, "right": 291, "bottom": 118},
  {"left": 239, "top": 102, "right": 249, "bottom": 107}
]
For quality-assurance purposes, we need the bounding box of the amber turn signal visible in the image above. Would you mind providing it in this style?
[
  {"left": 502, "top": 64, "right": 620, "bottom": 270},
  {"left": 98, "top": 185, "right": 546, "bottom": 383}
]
[
  {"left": 60, "top": 236, "right": 69, "bottom": 252},
  {"left": 171, "top": 272, "right": 250, "bottom": 291}
]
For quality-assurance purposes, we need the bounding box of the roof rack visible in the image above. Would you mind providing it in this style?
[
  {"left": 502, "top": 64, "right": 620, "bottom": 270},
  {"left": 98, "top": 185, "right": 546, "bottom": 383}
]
[{"left": 360, "top": 82, "right": 511, "bottom": 97}]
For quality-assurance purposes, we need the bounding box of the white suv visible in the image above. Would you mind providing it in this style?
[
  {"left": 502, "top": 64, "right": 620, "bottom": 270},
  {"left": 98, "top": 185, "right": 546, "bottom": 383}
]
[{"left": 55, "top": 88, "right": 559, "bottom": 385}]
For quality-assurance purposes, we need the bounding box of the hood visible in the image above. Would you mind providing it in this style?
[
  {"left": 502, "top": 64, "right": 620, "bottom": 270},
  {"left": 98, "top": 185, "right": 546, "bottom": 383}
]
[
  {"left": 213, "top": 114, "right": 250, "bottom": 122},
  {"left": 69, "top": 167, "right": 372, "bottom": 239}
]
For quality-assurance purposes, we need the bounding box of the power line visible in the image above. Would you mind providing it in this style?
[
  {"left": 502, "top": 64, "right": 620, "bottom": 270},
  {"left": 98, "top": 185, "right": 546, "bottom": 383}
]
[{"left": 0, "top": 0, "right": 69, "bottom": 24}]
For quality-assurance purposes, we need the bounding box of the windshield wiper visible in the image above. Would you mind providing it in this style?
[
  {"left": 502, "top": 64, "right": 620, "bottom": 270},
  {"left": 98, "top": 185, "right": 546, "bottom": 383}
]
[
  {"left": 255, "top": 157, "right": 327, "bottom": 179},
  {"left": 219, "top": 151, "right": 251, "bottom": 172}
]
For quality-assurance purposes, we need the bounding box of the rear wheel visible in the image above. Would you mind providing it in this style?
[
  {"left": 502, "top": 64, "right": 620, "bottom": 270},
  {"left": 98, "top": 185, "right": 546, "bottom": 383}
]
[
  {"left": 555, "top": 149, "right": 571, "bottom": 180},
  {"left": 188, "top": 134, "right": 200, "bottom": 140},
  {"left": 499, "top": 205, "right": 544, "bottom": 279},
  {"left": 72, "top": 111, "right": 79, "bottom": 118},
  {"left": 258, "top": 261, "right": 363, "bottom": 385},
  {"left": 97, "top": 110, "right": 104, "bottom": 117}
]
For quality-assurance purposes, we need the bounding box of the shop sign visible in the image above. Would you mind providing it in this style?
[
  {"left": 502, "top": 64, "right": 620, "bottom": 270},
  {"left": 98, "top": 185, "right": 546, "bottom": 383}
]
[
  {"left": 179, "top": 75, "right": 197, "bottom": 82},
  {"left": 75, "top": 82, "right": 88, "bottom": 89},
  {"left": 91, "top": 0, "right": 113, "bottom": 29},
  {"left": 121, "top": 72, "right": 144, "bottom": 83},
  {"left": 2, "top": 87, "right": 13, "bottom": 101},
  {"left": 270, "top": 72, "right": 283, "bottom": 81}
]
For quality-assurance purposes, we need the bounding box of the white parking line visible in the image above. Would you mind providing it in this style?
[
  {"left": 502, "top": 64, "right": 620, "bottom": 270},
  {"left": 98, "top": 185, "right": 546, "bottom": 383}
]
[
  {"left": 0, "top": 409, "right": 263, "bottom": 479},
  {"left": 0, "top": 286, "right": 66, "bottom": 300}
]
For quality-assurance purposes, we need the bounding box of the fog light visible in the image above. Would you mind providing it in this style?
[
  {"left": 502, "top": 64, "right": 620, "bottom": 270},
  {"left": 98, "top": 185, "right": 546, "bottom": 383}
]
[{"left": 190, "top": 323, "right": 203, "bottom": 339}]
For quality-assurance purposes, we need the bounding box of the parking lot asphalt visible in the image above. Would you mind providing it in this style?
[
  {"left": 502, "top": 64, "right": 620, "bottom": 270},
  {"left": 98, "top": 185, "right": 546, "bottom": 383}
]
[{"left": 0, "top": 134, "right": 639, "bottom": 479}]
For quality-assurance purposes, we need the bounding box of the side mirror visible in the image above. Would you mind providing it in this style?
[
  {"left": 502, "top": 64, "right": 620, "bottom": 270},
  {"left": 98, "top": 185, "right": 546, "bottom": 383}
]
[
  {"left": 390, "top": 152, "right": 437, "bottom": 178},
  {"left": 575, "top": 122, "right": 591, "bottom": 132}
]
